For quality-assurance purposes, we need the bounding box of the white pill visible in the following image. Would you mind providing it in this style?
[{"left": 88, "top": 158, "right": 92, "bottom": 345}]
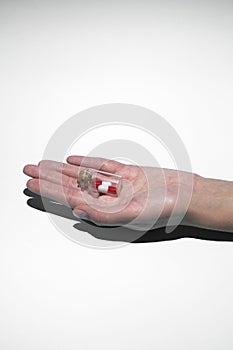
[
  {"left": 102, "top": 181, "right": 112, "bottom": 187},
  {"left": 98, "top": 184, "right": 109, "bottom": 193}
]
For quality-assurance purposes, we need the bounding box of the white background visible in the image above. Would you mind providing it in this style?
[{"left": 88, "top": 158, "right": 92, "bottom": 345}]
[{"left": 1, "top": 0, "right": 233, "bottom": 349}]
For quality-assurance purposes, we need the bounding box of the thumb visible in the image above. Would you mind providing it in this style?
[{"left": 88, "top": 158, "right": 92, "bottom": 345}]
[
  {"left": 72, "top": 204, "right": 102, "bottom": 224},
  {"left": 72, "top": 203, "right": 127, "bottom": 226},
  {"left": 72, "top": 209, "right": 90, "bottom": 221}
]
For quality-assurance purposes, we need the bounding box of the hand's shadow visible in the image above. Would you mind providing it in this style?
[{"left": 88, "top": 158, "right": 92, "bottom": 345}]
[{"left": 24, "top": 188, "right": 233, "bottom": 243}]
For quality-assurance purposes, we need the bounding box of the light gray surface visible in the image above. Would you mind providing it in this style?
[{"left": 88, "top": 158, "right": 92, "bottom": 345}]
[{"left": 0, "top": 1, "right": 233, "bottom": 349}]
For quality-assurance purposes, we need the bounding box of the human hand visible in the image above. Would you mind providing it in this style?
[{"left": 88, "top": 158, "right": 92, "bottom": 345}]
[{"left": 23, "top": 155, "right": 195, "bottom": 230}]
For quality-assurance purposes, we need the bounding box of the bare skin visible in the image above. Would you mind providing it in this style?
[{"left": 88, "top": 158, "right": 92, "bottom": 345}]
[{"left": 23, "top": 155, "right": 233, "bottom": 232}]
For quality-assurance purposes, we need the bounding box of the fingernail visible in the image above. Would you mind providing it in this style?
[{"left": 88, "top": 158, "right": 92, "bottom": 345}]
[{"left": 73, "top": 210, "right": 90, "bottom": 220}]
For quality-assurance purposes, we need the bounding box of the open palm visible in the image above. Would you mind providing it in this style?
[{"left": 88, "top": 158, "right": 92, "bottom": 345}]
[{"left": 24, "top": 155, "right": 194, "bottom": 229}]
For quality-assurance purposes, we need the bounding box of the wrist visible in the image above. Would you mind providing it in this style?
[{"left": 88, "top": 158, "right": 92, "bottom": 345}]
[{"left": 187, "top": 174, "right": 233, "bottom": 232}]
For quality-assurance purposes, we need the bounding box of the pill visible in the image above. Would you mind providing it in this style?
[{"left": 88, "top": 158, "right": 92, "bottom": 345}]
[
  {"left": 107, "top": 186, "right": 117, "bottom": 195},
  {"left": 98, "top": 184, "right": 109, "bottom": 193},
  {"left": 95, "top": 180, "right": 102, "bottom": 188},
  {"left": 102, "top": 181, "right": 112, "bottom": 187}
]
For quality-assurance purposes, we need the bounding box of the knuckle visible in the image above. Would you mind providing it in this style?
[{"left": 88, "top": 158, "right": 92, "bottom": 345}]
[{"left": 38, "top": 160, "right": 50, "bottom": 171}]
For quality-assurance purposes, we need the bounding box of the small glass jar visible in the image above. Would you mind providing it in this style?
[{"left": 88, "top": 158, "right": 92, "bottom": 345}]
[{"left": 77, "top": 168, "right": 122, "bottom": 197}]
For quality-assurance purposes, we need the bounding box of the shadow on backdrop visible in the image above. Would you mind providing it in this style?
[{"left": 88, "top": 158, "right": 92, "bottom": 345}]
[{"left": 24, "top": 188, "right": 233, "bottom": 243}]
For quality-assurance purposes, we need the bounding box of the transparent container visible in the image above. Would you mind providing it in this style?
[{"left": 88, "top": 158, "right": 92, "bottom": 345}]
[{"left": 77, "top": 168, "right": 122, "bottom": 197}]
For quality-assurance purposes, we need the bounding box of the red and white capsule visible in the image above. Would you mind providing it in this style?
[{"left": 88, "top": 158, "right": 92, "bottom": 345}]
[{"left": 95, "top": 180, "right": 117, "bottom": 195}]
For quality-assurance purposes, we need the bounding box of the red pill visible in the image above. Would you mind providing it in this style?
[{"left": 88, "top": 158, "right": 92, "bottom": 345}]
[
  {"left": 107, "top": 186, "right": 117, "bottom": 195},
  {"left": 95, "top": 180, "right": 102, "bottom": 188}
]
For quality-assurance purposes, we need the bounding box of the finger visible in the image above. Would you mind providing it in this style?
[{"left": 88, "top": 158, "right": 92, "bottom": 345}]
[
  {"left": 39, "top": 159, "right": 119, "bottom": 180},
  {"left": 23, "top": 164, "right": 38, "bottom": 177},
  {"left": 38, "top": 160, "right": 82, "bottom": 179},
  {"left": 24, "top": 164, "right": 79, "bottom": 189},
  {"left": 73, "top": 201, "right": 138, "bottom": 226},
  {"left": 66, "top": 155, "right": 123, "bottom": 173},
  {"left": 26, "top": 178, "right": 81, "bottom": 207},
  {"left": 24, "top": 162, "right": 80, "bottom": 179}
]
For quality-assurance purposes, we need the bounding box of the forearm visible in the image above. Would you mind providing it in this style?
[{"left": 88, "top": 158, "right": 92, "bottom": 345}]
[{"left": 186, "top": 174, "right": 233, "bottom": 232}]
